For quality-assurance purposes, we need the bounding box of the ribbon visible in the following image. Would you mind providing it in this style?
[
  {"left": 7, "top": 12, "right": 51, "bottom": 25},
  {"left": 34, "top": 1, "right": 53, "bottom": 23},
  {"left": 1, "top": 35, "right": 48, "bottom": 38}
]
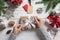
[{"left": 47, "top": 15, "right": 60, "bottom": 28}]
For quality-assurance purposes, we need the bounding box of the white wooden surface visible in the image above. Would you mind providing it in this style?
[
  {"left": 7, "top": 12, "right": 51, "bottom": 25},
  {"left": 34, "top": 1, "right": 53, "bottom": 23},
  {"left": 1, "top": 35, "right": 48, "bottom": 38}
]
[{"left": 0, "top": 0, "right": 60, "bottom": 40}]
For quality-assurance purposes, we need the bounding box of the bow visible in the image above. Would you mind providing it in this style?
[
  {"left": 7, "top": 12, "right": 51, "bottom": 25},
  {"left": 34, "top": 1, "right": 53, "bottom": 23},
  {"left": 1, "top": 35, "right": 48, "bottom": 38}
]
[{"left": 47, "top": 15, "right": 60, "bottom": 28}]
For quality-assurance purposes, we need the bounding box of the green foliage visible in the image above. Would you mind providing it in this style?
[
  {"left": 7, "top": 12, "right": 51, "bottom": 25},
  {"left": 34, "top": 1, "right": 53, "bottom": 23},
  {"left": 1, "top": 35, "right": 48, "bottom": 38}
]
[
  {"left": 49, "top": 11, "right": 60, "bottom": 16},
  {"left": 0, "top": 0, "right": 7, "bottom": 16},
  {"left": 36, "top": 0, "right": 60, "bottom": 12},
  {"left": 4, "top": 0, "right": 9, "bottom": 2}
]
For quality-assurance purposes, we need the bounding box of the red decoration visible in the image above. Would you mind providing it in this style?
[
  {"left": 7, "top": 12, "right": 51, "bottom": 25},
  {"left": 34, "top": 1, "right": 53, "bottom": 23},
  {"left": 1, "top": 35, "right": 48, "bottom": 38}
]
[
  {"left": 23, "top": 4, "right": 28, "bottom": 12},
  {"left": 10, "top": 0, "right": 16, "bottom": 4},
  {"left": 16, "top": 0, "right": 22, "bottom": 4},
  {"left": 47, "top": 15, "right": 60, "bottom": 28},
  {"left": 10, "top": 0, "right": 22, "bottom": 5}
]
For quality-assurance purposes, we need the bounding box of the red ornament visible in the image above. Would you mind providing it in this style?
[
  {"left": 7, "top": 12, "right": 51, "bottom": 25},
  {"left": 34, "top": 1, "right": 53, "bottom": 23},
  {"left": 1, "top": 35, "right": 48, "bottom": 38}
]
[
  {"left": 23, "top": 4, "right": 28, "bottom": 12},
  {"left": 47, "top": 15, "right": 60, "bottom": 28}
]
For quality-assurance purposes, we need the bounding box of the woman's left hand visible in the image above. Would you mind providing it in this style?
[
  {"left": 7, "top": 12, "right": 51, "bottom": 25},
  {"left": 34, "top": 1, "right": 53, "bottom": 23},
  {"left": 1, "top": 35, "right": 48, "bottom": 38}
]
[{"left": 13, "top": 24, "right": 23, "bottom": 35}]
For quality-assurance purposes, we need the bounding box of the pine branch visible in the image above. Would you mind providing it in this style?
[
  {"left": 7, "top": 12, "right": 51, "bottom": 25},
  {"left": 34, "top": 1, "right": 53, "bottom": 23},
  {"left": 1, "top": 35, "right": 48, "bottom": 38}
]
[
  {"left": 36, "top": 0, "right": 60, "bottom": 12},
  {"left": 46, "top": 1, "right": 52, "bottom": 12},
  {"left": 0, "top": 0, "right": 7, "bottom": 16}
]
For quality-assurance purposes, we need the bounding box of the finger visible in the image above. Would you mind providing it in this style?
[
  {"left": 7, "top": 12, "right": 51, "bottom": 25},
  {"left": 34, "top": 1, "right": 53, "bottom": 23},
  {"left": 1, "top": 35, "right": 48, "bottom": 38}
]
[
  {"left": 16, "top": 24, "right": 21, "bottom": 29},
  {"left": 36, "top": 17, "right": 44, "bottom": 24},
  {"left": 34, "top": 17, "right": 39, "bottom": 24},
  {"left": 35, "top": 16, "right": 41, "bottom": 21},
  {"left": 14, "top": 24, "right": 22, "bottom": 31},
  {"left": 19, "top": 30, "right": 22, "bottom": 32},
  {"left": 14, "top": 25, "right": 19, "bottom": 29},
  {"left": 18, "top": 24, "right": 23, "bottom": 29},
  {"left": 40, "top": 19, "right": 45, "bottom": 24}
]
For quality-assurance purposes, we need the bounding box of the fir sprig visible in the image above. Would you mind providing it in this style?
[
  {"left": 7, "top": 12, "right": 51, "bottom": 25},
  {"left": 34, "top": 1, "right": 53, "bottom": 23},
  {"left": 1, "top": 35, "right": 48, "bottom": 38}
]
[
  {"left": 36, "top": 0, "right": 60, "bottom": 12},
  {"left": 0, "top": 0, "right": 7, "bottom": 16}
]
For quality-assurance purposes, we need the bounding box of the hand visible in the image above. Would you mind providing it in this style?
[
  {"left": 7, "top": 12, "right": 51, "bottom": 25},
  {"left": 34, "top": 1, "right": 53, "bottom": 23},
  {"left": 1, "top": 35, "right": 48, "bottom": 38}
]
[
  {"left": 34, "top": 16, "right": 45, "bottom": 28},
  {"left": 13, "top": 24, "right": 23, "bottom": 35}
]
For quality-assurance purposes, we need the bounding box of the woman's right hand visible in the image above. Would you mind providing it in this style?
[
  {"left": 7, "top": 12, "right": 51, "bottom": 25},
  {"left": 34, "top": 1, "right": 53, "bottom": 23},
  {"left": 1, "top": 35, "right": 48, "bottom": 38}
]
[{"left": 34, "top": 16, "right": 45, "bottom": 28}]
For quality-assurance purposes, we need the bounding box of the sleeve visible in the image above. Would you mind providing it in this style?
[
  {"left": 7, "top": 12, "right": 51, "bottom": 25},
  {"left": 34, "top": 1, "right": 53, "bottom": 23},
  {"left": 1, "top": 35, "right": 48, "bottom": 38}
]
[
  {"left": 36, "top": 26, "right": 53, "bottom": 40},
  {"left": 8, "top": 33, "right": 16, "bottom": 40}
]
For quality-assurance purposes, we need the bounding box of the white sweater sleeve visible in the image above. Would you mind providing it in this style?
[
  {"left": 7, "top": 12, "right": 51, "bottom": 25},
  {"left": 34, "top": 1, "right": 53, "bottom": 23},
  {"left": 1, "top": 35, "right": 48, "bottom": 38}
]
[
  {"left": 8, "top": 33, "right": 16, "bottom": 40},
  {"left": 36, "top": 26, "right": 52, "bottom": 40}
]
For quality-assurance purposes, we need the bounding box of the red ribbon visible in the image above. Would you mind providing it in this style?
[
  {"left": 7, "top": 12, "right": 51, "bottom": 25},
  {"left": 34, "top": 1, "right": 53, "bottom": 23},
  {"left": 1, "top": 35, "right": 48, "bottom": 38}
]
[
  {"left": 47, "top": 15, "right": 60, "bottom": 28},
  {"left": 10, "top": 0, "right": 22, "bottom": 4}
]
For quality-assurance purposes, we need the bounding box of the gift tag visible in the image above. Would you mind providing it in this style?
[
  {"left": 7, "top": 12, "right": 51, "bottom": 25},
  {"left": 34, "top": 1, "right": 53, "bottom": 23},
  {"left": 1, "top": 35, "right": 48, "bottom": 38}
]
[
  {"left": 27, "top": 5, "right": 33, "bottom": 14},
  {"left": 28, "top": 0, "right": 33, "bottom": 14}
]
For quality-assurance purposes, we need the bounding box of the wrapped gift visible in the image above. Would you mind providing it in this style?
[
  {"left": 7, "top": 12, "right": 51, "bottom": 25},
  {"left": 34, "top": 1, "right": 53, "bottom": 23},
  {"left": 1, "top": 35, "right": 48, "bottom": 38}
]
[
  {"left": 19, "top": 16, "right": 36, "bottom": 30},
  {"left": 45, "top": 12, "right": 60, "bottom": 39}
]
